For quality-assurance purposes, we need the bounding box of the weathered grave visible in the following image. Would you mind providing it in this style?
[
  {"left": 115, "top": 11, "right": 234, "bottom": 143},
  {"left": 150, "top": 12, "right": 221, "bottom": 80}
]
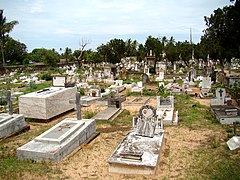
[
  {"left": 0, "top": 91, "right": 29, "bottom": 139},
  {"left": 211, "top": 88, "right": 226, "bottom": 106},
  {"left": 93, "top": 96, "right": 125, "bottom": 121},
  {"left": 155, "top": 71, "right": 164, "bottom": 81},
  {"left": 211, "top": 88, "right": 240, "bottom": 124},
  {"left": 109, "top": 80, "right": 125, "bottom": 93},
  {"left": 200, "top": 76, "right": 212, "bottom": 97},
  {"left": 156, "top": 96, "right": 178, "bottom": 125},
  {"left": 81, "top": 86, "right": 101, "bottom": 106},
  {"left": 131, "top": 81, "right": 143, "bottom": 94},
  {"left": 17, "top": 92, "right": 96, "bottom": 162},
  {"left": 19, "top": 76, "right": 77, "bottom": 120},
  {"left": 123, "top": 97, "right": 150, "bottom": 106},
  {"left": 108, "top": 105, "right": 164, "bottom": 175}
]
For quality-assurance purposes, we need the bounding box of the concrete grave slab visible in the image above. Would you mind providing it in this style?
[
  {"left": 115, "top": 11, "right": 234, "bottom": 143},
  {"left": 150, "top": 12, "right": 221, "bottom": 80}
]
[
  {"left": 17, "top": 118, "right": 96, "bottom": 162},
  {"left": 19, "top": 87, "right": 76, "bottom": 120},
  {"left": 108, "top": 105, "right": 164, "bottom": 175}
]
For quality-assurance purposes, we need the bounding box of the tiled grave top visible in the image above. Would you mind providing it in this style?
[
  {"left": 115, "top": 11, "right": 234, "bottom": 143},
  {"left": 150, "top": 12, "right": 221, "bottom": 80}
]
[{"left": 34, "top": 119, "right": 85, "bottom": 144}]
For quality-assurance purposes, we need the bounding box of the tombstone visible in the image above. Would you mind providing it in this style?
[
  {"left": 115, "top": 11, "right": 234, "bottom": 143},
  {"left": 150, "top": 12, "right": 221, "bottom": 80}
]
[
  {"left": 142, "top": 74, "right": 149, "bottom": 84},
  {"left": 133, "top": 105, "right": 158, "bottom": 137},
  {"left": 156, "top": 96, "right": 178, "bottom": 125},
  {"left": 188, "top": 68, "right": 196, "bottom": 86},
  {"left": 201, "top": 76, "right": 212, "bottom": 97},
  {"left": 156, "top": 71, "right": 164, "bottom": 81},
  {"left": 81, "top": 86, "right": 101, "bottom": 106},
  {"left": 108, "top": 105, "right": 164, "bottom": 175},
  {"left": 0, "top": 91, "right": 29, "bottom": 139},
  {"left": 227, "top": 136, "right": 240, "bottom": 150},
  {"left": 173, "top": 63, "right": 176, "bottom": 73},
  {"left": 93, "top": 95, "right": 125, "bottom": 121},
  {"left": 88, "top": 86, "right": 101, "bottom": 97},
  {"left": 19, "top": 82, "right": 77, "bottom": 120},
  {"left": 52, "top": 76, "right": 66, "bottom": 87},
  {"left": 211, "top": 88, "right": 226, "bottom": 106},
  {"left": 17, "top": 92, "right": 96, "bottom": 162}
]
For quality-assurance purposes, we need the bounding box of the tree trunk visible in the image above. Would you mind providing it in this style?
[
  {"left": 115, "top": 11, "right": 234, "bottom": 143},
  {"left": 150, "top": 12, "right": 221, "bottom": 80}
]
[{"left": 1, "top": 45, "right": 5, "bottom": 67}]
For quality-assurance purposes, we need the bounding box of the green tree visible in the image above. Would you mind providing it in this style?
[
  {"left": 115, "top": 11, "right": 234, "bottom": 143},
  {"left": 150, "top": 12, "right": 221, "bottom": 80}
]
[
  {"left": 144, "top": 36, "right": 163, "bottom": 68},
  {"left": 0, "top": 9, "right": 19, "bottom": 67},
  {"left": 63, "top": 47, "right": 72, "bottom": 64},
  {"left": 165, "top": 37, "right": 178, "bottom": 65},
  {"left": 176, "top": 41, "right": 192, "bottom": 67},
  {"left": 3, "top": 36, "right": 27, "bottom": 65},
  {"left": 201, "top": 1, "right": 240, "bottom": 69},
  {"left": 29, "top": 48, "right": 59, "bottom": 66}
]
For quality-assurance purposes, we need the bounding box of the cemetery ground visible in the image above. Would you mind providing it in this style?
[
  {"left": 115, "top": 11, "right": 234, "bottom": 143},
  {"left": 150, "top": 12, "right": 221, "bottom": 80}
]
[{"left": 0, "top": 89, "right": 239, "bottom": 179}]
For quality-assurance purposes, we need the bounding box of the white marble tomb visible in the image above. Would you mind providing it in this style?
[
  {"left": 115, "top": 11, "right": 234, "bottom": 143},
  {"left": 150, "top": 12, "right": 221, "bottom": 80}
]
[{"left": 19, "top": 87, "right": 77, "bottom": 120}]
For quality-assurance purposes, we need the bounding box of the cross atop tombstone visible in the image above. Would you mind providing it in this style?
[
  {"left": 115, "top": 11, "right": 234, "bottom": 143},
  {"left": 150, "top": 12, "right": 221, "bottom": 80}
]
[
  {"left": 2, "top": 90, "right": 17, "bottom": 115},
  {"left": 69, "top": 92, "right": 81, "bottom": 120},
  {"left": 218, "top": 89, "right": 224, "bottom": 97}
]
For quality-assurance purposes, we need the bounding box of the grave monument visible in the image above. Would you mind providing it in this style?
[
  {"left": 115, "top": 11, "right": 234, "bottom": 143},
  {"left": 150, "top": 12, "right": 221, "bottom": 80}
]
[
  {"left": 108, "top": 105, "right": 164, "bottom": 175},
  {"left": 0, "top": 91, "right": 29, "bottom": 139},
  {"left": 19, "top": 76, "right": 76, "bottom": 120},
  {"left": 17, "top": 92, "right": 96, "bottom": 162}
]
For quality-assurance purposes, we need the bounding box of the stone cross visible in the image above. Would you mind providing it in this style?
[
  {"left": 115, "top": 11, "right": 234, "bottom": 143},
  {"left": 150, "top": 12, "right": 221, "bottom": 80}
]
[
  {"left": 69, "top": 92, "right": 81, "bottom": 120},
  {"left": 219, "top": 89, "right": 223, "bottom": 97},
  {"left": 2, "top": 90, "right": 16, "bottom": 115}
]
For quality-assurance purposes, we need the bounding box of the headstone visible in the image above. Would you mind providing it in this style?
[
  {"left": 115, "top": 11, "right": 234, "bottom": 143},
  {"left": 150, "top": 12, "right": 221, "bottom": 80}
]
[
  {"left": 227, "top": 136, "right": 240, "bottom": 150},
  {"left": 69, "top": 92, "right": 82, "bottom": 120},
  {"left": 211, "top": 88, "right": 226, "bottom": 106},
  {"left": 0, "top": 91, "right": 28, "bottom": 139},
  {"left": 142, "top": 74, "right": 149, "bottom": 84},
  {"left": 173, "top": 63, "right": 176, "bottom": 73},
  {"left": 52, "top": 76, "right": 66, "bottom": 87},
  {"left": 108, "top": 104, "right": 164, "bottom": 174},
  {"left": 134, "top": 105, "right": 157, "bottom": 137},
  {"left": 2, "top": 91, "right": 16, "bottom": 115}
]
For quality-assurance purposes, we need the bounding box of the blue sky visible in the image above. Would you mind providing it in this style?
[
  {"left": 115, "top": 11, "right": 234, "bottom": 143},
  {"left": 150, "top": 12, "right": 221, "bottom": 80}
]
[{"left": 1, "top": 0, "right": 232, "bottom": 52}]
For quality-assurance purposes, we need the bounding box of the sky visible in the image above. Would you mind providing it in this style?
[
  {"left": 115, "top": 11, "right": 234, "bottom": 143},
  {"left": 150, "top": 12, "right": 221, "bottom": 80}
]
[{"left": 1, "top": 0, "right": 232, "bottom": 52}]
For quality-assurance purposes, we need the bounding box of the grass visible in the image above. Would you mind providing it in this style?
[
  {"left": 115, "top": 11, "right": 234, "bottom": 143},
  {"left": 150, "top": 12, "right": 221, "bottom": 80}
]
[
  {"left": 0, "top": 122, "right": 61, "bottom": 179},
  {"left": 175, "top": 94, "right": 240, "bottom": 179},
  {"left": 20, "top": 81, "right": 52, "bottom": 94}
]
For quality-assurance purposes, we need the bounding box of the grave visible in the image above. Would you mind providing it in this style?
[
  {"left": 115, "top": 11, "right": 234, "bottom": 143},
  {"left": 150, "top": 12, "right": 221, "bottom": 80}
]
[
  {"left": 17, "top": 92, "right": 96, "bottom": 162},
  {"left": 131, "top": 81, "right": 143, "bottom": 94},
  {"left": 155, "top": 71, "right": 164, "bottom": 82},
  {"left": 156, "top": 96, "right": 178, "bottom": 125},
  {"left": 93, "top": 95, "right": 125, "bottom": 121},
  {"left": 200, "top": 76, "right": 212, "bottom": 97},
  {"left": 19, "top": 76, "right": 77, "bottom": 120},
  {"left": 211, "top": 88, "right": 240, "bottom": 124},
  {"left": 188, "top": 68, "right": 197, "bottom": 86},
  {"left": 109, "top": 80, "right": 125, "bottom": 93},
  {"left": 81, "top": 86, "right": 101, "bottom": 106},
  {"left": 123, "top": 97, "right": 150, "bottom": 106},
  {"left": 0, "top": 91, "right": 29, "bottom": 139},
  {"left": 211, "top": 88, "right": 226, "bottom": 106},
  {"left": 108, "top": 105, "right": 164, "bottom": 175}
]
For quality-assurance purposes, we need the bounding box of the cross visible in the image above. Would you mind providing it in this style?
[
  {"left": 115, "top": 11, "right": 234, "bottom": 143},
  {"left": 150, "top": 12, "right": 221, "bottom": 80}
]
[
  {"left": 1, "top": 90, "right": 17, "bottom": 115},
  {"left": 69, "top": 92, "right": 81, "bottom": 120},
  {"left": 218, "top": 89, "right": 224, "bottom": 97}
]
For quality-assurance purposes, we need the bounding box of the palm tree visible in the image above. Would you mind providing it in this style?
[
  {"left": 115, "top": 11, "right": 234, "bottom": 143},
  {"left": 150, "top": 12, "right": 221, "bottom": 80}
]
[{"left": 0, "top": 10, "right": 19, "bottom": 67}]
